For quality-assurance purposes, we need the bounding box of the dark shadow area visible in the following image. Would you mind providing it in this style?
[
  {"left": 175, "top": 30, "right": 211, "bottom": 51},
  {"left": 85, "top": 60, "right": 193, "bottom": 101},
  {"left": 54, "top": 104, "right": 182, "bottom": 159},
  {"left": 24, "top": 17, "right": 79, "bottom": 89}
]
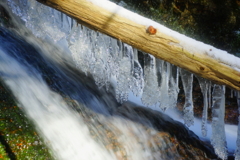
[{"left": 0, "top": 132, "right": 16, "bottom": 160}]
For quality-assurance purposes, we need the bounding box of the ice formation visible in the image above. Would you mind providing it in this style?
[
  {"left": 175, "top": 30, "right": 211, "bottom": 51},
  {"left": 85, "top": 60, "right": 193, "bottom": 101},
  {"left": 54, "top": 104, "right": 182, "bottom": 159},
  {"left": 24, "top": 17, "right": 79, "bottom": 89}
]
[
  {"left": 180, "top": 69, "right": 194, "bottom": 127},
  {"left": 88, "top": 0, "right": 240, "bottom": 71},
  {"left": 158, "top": 60, "right": 179, "bottom": 111},
  {"left": 196, "top": 76, "right": 211, "bottom": 137},
  {"left": 5, "top": 0, "right": 240, "bottom": 159},
  {"left": 211, "top": 85, "right": 227, "bottom": 159},
  {"left": 235, "top": 91, "right": 240, "bottom": 159},
  {"left": 141, "top": 54, "right": 160, "bottom": 106}
]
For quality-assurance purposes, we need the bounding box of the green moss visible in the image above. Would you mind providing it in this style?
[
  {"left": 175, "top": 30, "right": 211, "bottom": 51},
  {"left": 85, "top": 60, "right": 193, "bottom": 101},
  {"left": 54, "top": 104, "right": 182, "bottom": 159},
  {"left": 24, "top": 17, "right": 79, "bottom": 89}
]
[
  {"left": 0, "top": 143, "right": 10, "bottom": 160},
  {"left": 0, "top": 79, "right": 54, "bottom": 160}
]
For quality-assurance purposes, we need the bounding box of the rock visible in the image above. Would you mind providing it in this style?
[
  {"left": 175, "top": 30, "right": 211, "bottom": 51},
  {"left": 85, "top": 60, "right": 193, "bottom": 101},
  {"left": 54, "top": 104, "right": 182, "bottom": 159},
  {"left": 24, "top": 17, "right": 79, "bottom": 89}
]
[{"left": 115, "top": 102, "right": 218, "bottom": 160}]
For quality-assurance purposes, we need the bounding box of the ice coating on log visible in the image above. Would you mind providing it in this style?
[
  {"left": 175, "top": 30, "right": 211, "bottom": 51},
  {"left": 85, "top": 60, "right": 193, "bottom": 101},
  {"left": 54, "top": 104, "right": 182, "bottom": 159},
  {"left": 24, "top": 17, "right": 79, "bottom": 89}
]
[
  {"left": 180, "top": 69, "right": 194, "bottom": 127},
  {"left": 196, "top": 76, "right": 211, "bottom": 137},
  {"left": 211, "top": 85, "right": 227, "bottom": 160}
]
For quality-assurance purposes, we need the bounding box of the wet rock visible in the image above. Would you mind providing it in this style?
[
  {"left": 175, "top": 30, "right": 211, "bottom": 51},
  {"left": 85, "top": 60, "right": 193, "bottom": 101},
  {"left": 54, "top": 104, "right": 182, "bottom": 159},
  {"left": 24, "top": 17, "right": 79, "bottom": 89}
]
[
  {"left": 0, "top": 5, "right": 13, "bottom": 28},
  {"left": 116, "top": 102, "right": 218, "bottom": 160}
]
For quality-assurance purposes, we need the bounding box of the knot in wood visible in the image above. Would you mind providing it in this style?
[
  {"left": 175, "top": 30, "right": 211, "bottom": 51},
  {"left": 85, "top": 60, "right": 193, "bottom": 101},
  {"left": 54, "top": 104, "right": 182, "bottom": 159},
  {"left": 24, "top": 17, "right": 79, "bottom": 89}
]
[{"left": 147, "top": 26, "right": 157, "bottom": 35}]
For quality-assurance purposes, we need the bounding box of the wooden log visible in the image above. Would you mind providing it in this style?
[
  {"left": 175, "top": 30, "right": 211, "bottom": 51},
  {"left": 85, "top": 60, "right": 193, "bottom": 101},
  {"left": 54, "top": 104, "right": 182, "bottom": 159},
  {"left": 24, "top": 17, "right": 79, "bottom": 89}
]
[{"left": 36, "top": 0, "right": 240, "bottom": 91}]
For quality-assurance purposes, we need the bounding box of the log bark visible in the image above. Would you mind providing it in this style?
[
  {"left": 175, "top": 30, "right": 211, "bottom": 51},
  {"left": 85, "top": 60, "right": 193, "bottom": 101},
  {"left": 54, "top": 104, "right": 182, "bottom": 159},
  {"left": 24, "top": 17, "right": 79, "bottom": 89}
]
[{"left": 36, "top": 0, "right": 240, "bottom": 91}]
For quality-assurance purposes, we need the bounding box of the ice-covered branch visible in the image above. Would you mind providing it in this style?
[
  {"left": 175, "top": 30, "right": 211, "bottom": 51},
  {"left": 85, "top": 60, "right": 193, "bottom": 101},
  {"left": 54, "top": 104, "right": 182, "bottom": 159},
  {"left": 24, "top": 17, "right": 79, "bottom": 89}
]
[{"left": 35, "top": 0, "right": 240, "bottom": 91}]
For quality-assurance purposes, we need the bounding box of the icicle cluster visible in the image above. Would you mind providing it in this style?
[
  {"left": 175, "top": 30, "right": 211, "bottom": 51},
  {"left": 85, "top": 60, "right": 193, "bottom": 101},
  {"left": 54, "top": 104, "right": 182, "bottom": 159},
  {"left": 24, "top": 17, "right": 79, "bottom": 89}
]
[
  {"left": 7, "top": 0, "right": 73, "bottom": 40},
  {"left": 6, "top": 0, "right": 240, "bottom": 159},
  {"left": 7, "top": 0, "right": 179, "bottom": 108}
]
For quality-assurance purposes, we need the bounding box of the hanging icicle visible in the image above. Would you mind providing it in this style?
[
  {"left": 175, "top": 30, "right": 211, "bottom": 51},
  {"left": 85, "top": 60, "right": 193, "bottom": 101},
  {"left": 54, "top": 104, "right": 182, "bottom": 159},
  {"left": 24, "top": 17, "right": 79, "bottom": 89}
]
[
  {"left": 208, "top": 81, "right": 212, "bottom": 115},
  {"left": 130, "top": 49, "right": 144, "bottom": 97},
  {"left": 70, "top": 25, "right": 93, "bottom": 75},
  {"left": 92, "top": 33, "right": 112, "bottom": 88},
  {"left": 141, "top": 54, "right": 160, "bottom": 106},
  {"left": 180, "top": 68, "right": 194, "bottom": 127},
  {"left": 235, "top": 91, "right": 240, "bottom": 160},
  {"left": 157, "top": 60, "right": 179, "bottom": 111},
  {"left": 158, "top": 60, "right": 170, "bottom": 110},
  {"left": 115, "top": 44, "right": 133, "bottom": 103},
  {"left": 105, "top": 38, "right": 121, "bottom": 91},
  {"left": 196, "top": 76, "right": 211, "bottom": 137},
  {"left": 168, "top": 65, "right": 179, "bottom": 108},
  {"left": 211, "top": 84, "right": 227, "bottom": 160}
]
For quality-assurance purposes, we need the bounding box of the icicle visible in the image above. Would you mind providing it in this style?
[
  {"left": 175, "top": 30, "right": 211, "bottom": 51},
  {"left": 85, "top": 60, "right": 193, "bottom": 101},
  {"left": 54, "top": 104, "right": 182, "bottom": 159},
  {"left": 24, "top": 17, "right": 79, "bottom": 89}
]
[
  {"left": 92, "top": 33, "right": 112, "bottom": 88},
  {"left": 105, "top": 38, "right": 120, "bottom": 91},
  {"left": 211, "top": 84, "right": 227, "bottom": 160},
  {"left": 158, "top": 62, "right": 179, "bottom": 111},
  {"left": 172, "top": 65, "right": 179, "bottom": 89},
  {"left": 70, "top": 26, "right": 93, "bottom": 75},
  {"left": 7, "top": 0, "right": 72, "bottom": 40},
  {"left": 115, "top": 44, "right": 133, "bottom": 103},
  {"left": 180, "top": 69, "right": 194, "bottom": 127},
  {"left": 168, "top": 65, "right": 179, "bottom": 106},
  {"left": 158, "top": 60, "right": 170, "bottom": 110},
  {"left": 235, "top": 91, "right": 240, "bottom": 160},
  {"left": 169, "top": 65, "right": 179, "bottom": 105},
  {"left": 196, "top": 76, "right": 210, "bottom": 137},
  {"left": 141, "top": 54, "right": 160, "bottom": 106},
  {"left": 130, "top": 49, "right": 144, "bottom": 97},
  {"left": 7, "top": 0, "right": 29, "bottom": 22},
  {"left": 156, "top": 60, "right": 178, "bottom": 111},
  {"left": 208, "top": 81, "right": 212, "bottom": 111}
]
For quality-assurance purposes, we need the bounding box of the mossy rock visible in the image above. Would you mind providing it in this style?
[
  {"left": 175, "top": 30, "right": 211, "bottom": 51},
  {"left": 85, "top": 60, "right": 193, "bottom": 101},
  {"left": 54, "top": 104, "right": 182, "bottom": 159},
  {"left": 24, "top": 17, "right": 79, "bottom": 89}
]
[{"left": 0, "top": 80, "right": 54, "bottom": 160}]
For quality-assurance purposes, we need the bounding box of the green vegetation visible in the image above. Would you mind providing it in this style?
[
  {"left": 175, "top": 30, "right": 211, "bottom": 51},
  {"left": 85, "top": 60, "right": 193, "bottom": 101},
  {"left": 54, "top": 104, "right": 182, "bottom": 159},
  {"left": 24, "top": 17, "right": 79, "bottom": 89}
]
[{"left": 0, "top": 79, "right": 54, "bottom": 159}]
